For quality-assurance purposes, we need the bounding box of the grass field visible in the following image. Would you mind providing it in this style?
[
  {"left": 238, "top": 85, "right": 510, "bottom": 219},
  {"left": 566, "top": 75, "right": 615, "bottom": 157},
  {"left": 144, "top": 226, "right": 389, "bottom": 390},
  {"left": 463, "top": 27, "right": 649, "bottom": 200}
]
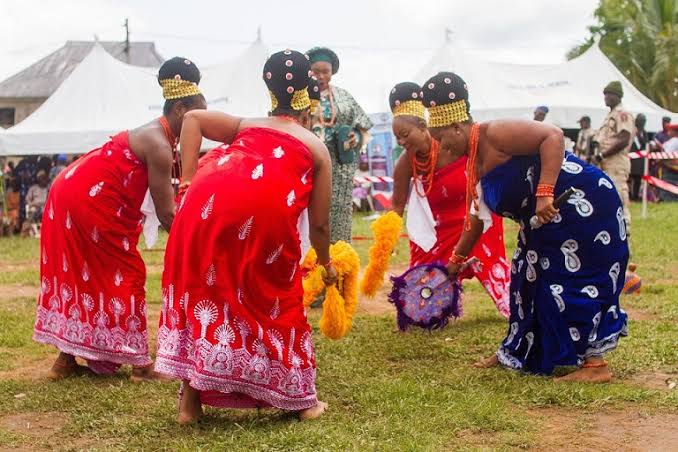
[{"left": 0, "top": 203, "right": 676, "bottom": 451}]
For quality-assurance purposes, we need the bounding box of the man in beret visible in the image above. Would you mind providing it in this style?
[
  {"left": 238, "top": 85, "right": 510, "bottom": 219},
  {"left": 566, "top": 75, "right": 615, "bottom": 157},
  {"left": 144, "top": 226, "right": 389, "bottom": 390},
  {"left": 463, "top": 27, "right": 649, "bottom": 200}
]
[
  {"left": 533, "top": 105, "right": 549, "bottom": 122},
  {"left": 594, "top": 81, "right": 634, "bottom": 235}
]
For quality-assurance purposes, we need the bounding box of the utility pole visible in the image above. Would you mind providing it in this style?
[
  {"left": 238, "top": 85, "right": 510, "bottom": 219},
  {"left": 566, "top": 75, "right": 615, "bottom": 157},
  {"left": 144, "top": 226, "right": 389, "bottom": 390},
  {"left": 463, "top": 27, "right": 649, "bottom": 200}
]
[{"left": 124, "top": 18, "right": 130, "bottom": 63}]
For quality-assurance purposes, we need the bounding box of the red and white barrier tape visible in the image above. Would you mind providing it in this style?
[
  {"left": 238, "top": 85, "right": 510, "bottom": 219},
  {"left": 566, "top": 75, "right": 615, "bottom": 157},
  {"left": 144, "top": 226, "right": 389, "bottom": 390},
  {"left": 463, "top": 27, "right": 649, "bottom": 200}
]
[
  {"left": 643, "top": 175, "right": 678, "bottom": 196},
  {"left": 629, "top": 151, "right": 678, "bottom": 160},
  {"left": 353, "top": 176, "right": 394, "bottom": 184}
]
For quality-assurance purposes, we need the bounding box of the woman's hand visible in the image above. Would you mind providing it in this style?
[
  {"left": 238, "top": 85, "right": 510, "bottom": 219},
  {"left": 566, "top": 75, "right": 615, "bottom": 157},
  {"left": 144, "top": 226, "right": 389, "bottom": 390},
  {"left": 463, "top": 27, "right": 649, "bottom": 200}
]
[
  {"left": 535, "top": 196, "right": 558, "bottom": 224},
  {"left": 347, "top": 131, "right": 358, "bottom": 148},
  {"left": 446, "top": 261, "right": 462, "bottom": 278},
  {"left": 321, "top": 264, "right": 338, "bottom": 287}
]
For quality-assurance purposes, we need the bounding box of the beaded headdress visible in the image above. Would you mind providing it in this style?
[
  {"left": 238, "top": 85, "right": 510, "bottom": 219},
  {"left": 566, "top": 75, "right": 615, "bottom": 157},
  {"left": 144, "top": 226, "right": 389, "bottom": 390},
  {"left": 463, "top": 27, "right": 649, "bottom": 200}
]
[
  {"left": 389, "top": 82, "right": 426, "bottom": 120},
  {"left": 421, "top": 72, "right": 471, "bottom": 127},
  {"left": 264, "top": 49, "right": 312, "bottom": 112}
]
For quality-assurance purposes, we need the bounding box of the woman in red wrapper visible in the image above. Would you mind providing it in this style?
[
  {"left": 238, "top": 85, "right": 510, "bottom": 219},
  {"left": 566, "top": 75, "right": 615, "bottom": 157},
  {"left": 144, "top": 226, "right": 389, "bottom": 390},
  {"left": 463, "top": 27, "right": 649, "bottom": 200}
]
[
  {"left": 156, "top": 50, "right": 336, "bottom": 424},
  {"left": 389, "top": 82, "right": 510, "bottom": 317},
  {"left": 33, "top": 57, "right": 207, "bottom": 380}
]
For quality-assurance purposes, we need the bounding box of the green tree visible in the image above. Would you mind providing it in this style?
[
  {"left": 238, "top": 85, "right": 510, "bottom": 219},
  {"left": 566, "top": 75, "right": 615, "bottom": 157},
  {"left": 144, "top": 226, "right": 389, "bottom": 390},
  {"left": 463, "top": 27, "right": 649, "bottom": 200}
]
[{"left": 568, "top": 0, "right": 678, "bottom": 111}]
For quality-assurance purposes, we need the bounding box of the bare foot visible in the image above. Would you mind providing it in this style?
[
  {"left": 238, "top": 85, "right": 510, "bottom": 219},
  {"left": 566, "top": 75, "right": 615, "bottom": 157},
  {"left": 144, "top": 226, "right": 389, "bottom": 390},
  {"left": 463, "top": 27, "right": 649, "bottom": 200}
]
[
  {"left": 47, "top": 353, "right": 93, "bottom": 380},
  {"left": 129, "top": 364, "right": 173, "bottom": 383},
  {"left": 473, "top": 354, "right": 499, "bottom": 369},
  {"left": 177, "top": 382, "right": 203, "bottom": 425},
  {"left": 554, "top": 359, "right": 612, "bottom": 384},
  {"left": 299, "top": 401, "right": 328, "bottom": 421}
]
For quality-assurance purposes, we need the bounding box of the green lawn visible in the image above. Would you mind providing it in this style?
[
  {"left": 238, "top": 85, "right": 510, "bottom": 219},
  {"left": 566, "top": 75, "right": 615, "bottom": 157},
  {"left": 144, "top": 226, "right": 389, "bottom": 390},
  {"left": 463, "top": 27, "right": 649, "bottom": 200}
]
[{"left": 0, "top": 203, "right": 676, "bottom": 451}]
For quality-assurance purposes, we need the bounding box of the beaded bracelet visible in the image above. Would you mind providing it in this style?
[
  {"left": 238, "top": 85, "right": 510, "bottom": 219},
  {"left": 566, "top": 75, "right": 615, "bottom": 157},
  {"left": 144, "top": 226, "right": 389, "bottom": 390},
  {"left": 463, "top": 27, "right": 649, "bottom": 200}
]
[
  {"left": 535, "top": 183, "right": 555, "bottom": 198},
  {"left": 448, "top": 252, "right": 467, "bottom": 265}
]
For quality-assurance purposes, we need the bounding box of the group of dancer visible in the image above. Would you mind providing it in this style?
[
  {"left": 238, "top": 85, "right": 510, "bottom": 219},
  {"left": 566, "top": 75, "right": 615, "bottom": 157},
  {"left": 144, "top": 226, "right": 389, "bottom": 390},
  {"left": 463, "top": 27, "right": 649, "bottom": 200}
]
[{"left": 33, "top": 46, "right": 629, "bottom": 425}]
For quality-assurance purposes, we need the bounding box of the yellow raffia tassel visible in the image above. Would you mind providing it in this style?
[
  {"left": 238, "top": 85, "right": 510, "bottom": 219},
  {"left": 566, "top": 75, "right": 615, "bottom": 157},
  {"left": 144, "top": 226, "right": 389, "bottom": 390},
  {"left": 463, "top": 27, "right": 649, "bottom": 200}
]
[
  {"left": 301, "top": 241, "right": 360, "bottom": 339},
  {"left": 319, "top": 285, "right": 347, "bottom": 339},
  {"left": 360, "top": 211, "right": 403, "bottom": 297}
]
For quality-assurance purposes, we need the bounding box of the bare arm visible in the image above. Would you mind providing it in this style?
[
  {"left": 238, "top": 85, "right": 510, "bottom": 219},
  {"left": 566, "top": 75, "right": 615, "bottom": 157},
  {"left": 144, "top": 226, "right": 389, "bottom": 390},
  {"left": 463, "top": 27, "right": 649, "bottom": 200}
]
[
  {"left": 602, "top": 130, "right": 631, "bottom": 158},
  {"left": 307, "top": 142, "right": 333, "bottom": 266},
  {"left": 485, "top": 119, "right": 564, "bottom": 187},
  {"left": 142, "top": 137, "right": 175, "bottom": 231},
  {"left": 453, "top": 215, "right": 484, "bottom": 258},
  {"left": 485, "top": 120, "right": 563, "bottom": 224},
  {"left": 391, "top": 152, "right": 412, "bottom": 217},
  {"left": 180, "top": 110, "right": 243, "bottom": 183}
]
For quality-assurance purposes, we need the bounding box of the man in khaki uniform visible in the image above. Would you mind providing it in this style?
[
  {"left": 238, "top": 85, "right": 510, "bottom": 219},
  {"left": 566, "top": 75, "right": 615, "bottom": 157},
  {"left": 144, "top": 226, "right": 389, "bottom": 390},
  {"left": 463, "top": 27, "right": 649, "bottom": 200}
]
[
  {"left": 574, "top": 115, "right": 596, "bottom": 163},
  {"left": 595, "top": 81, "right": 634, "bottom": 234}
]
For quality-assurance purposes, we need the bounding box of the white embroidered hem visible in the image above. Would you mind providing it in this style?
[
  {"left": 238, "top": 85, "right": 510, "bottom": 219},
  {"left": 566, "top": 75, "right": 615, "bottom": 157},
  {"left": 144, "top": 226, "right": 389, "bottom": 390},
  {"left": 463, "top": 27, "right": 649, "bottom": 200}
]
[
  {"left": 33, "top": 330, "right": 152, "bottom": 367},
  {"left": 155, "top": 356, "right": 318, "bottom": 411}
]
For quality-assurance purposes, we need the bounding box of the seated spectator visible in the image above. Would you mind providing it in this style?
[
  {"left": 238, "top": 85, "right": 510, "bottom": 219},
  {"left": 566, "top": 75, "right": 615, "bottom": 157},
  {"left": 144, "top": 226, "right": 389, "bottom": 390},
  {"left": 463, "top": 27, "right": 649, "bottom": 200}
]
[
  {"left": 25, "top": 170, "right": 49, "bottom": 223},
  {"left": 2, "top": 178, "right": 20, "bottom": 235},
  {"left": 49, "top": 154, "right": 69, "bottom": 181}
]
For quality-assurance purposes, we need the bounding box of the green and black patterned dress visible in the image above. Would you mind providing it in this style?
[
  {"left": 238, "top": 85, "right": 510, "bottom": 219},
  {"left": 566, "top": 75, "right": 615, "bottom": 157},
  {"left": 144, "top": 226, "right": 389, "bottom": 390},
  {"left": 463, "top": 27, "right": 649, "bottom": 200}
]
[{"left": 312, "top": 85, "right": 372, "bottom": 243}]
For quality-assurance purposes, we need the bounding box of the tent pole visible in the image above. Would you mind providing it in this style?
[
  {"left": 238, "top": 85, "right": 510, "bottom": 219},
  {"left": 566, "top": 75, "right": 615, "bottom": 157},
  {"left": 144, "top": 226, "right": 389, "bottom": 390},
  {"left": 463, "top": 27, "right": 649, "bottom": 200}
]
[{"left": 641, "top": 143, "right": 649, "bottom": 220}]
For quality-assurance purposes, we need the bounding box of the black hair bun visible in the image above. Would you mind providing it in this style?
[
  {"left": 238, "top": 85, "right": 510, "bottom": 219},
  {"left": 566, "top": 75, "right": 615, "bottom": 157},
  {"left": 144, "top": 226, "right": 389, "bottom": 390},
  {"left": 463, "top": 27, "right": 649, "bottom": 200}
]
[
  {"left": 420, "top": 72, "right": 468, "bottom": 108},
  {"left": 158, "top": 57, "right": 202, "bottom": 85},
  {"left": 389, "top": 81, "right": 423, "bottom": 112}
]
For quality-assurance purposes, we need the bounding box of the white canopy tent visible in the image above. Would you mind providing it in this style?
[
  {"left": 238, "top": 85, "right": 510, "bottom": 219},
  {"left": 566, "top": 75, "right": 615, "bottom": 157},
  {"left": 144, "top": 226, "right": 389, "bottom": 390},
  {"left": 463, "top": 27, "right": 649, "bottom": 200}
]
[
  {"left": 200, "top": 39, "right": 270, "bottom": 117},
  {"left": 2, "top": 38, "right": 674, "bottom": 156},
  {"left": 0, "top": 44, "right": 161, "bottom": 155},
  {"left": 337, "top": 40, "right": 674, "bottom": 130}
]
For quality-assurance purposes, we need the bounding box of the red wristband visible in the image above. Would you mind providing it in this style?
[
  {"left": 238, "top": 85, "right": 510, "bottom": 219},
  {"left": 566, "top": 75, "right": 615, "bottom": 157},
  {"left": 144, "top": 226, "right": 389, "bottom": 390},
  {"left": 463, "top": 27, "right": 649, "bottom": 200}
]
[{"left": 535, "top": 183, "right": 555, "bottom": 198}]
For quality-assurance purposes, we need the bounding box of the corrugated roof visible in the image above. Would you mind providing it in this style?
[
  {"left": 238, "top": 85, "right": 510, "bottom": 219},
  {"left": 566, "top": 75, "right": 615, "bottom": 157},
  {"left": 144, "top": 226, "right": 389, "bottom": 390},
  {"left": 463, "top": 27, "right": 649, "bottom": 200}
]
[{"left": 0, "top": 40, "right": 163, "bottom": 98}]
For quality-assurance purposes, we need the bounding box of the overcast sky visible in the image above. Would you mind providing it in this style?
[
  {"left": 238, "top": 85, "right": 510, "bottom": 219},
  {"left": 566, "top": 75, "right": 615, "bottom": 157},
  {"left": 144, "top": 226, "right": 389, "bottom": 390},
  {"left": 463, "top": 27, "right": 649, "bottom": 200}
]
[{"left": 0, "top": 0, "right": 599, "bottom": 81}]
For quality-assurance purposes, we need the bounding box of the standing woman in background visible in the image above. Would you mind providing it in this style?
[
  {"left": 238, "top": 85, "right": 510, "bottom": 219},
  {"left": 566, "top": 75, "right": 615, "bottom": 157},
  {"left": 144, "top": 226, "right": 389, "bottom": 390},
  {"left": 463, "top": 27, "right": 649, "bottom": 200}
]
[{"left": 307, "top": 47, "right": 373, "bottom": 243}]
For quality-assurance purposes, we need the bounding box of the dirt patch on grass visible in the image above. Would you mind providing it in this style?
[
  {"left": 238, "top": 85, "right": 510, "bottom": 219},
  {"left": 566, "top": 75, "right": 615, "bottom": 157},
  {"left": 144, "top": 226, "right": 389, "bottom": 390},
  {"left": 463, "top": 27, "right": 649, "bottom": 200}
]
[
  {"left": 0, "top": 355, "right": 54, "bottom": 380},
  {"left": 0, "top": 284, "right": 36, "bottom": 300},
  {"left": 0, "top": 261, "right": 38, "bottom": 273},
  {"left": 627, "top": 371, "right": 678, "bottom": 391},
  {"left": 0, "top": 412, "right": 67, "bottom": 439},
  {"left": 355, "top": 264, "right": 407, "bottom": 316},
  {"left": 624, "top": 306, "right": 658, "bottom": 321},
  {"left": 530, "top": 407, "right": 678, "bottom": 451}
]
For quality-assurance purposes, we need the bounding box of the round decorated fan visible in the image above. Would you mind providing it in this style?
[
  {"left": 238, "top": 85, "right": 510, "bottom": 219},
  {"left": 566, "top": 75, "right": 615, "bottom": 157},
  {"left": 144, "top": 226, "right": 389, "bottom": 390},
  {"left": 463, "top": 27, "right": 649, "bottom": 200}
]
[{"left": 388, "top": 263, "right": 462, "bottom": 331}]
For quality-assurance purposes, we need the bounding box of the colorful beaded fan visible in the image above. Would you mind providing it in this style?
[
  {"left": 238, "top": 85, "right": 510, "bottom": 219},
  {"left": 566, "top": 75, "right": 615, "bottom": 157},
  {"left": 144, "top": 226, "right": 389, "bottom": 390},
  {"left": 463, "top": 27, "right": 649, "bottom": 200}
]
[{"left": 388, "top": 263, "right": 462, "bottom": 331}]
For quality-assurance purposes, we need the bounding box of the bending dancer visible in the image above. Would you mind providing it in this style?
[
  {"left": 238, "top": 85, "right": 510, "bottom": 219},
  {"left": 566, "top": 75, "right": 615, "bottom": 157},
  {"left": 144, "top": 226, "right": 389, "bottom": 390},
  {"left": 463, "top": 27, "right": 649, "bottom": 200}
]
[
  {"left": 421, "top": 72, "right": 628, "bottom": 382},
  {"left": 155, "top": 50, "right": 336, "bottom": 424},
  {"left": 33, "top": 57, "right": 207, "bottom": 380},
  {"left": 389, "top": 82, "right": 510, "bottom": 317}
]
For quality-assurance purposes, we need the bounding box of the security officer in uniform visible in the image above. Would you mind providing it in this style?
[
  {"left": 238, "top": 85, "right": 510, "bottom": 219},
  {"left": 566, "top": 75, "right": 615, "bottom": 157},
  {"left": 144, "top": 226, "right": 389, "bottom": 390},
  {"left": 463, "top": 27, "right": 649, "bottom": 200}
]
[{"left": 595, "top": 81, "right": 634, "bottom": 235}]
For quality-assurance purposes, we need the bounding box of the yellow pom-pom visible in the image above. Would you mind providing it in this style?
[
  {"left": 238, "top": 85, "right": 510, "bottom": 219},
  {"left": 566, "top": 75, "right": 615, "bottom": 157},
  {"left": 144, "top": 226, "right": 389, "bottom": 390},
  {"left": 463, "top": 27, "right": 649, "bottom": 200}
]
[
  {"left": 319, "top": 285, "right": 347, "bottom": 339},
  {"left": 302, "top": 266, "right": 324, "bottom": 307},
  {"left": 360, "top": 211, "right": 403, "bottom": 297},
  {"left": 301, "top": 241, "right": 361, "bottom": 339}
]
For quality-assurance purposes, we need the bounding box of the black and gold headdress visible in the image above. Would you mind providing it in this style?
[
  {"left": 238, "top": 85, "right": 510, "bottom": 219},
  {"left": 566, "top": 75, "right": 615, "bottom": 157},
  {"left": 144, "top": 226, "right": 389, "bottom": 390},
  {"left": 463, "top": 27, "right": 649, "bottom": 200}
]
[
  {"left": 158, "top": 57, "right": 202, "bottom": 100},
  {"left": 389, "top": 82, "right": 425, "bottom": 120},
  {"left": 263, "top": 49, "right": 312, "bottom": 112},
  {"left": 420, "top": 72, "right": 470, "bottom": 127}
]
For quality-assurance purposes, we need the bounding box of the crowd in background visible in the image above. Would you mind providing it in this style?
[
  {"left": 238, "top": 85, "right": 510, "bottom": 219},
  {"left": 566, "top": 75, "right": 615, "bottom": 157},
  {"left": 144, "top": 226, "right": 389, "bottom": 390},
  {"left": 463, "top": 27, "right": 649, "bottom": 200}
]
[
  {"left": 1, "top": 112, "right": 676, "bottom": 238},
  {"left": 0, "top": 154, "right": 74, "bottom": 236}
]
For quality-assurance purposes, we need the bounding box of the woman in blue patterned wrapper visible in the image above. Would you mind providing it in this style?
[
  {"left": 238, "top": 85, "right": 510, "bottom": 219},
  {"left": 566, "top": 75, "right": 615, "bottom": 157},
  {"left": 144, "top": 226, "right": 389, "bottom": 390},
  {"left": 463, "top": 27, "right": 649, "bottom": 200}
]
[
  {"left": 307, "top": 47, "right": 373, "bottom": 243},
  {"left": 421, "top": 72, "right": 629, "bottom": 383}
]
